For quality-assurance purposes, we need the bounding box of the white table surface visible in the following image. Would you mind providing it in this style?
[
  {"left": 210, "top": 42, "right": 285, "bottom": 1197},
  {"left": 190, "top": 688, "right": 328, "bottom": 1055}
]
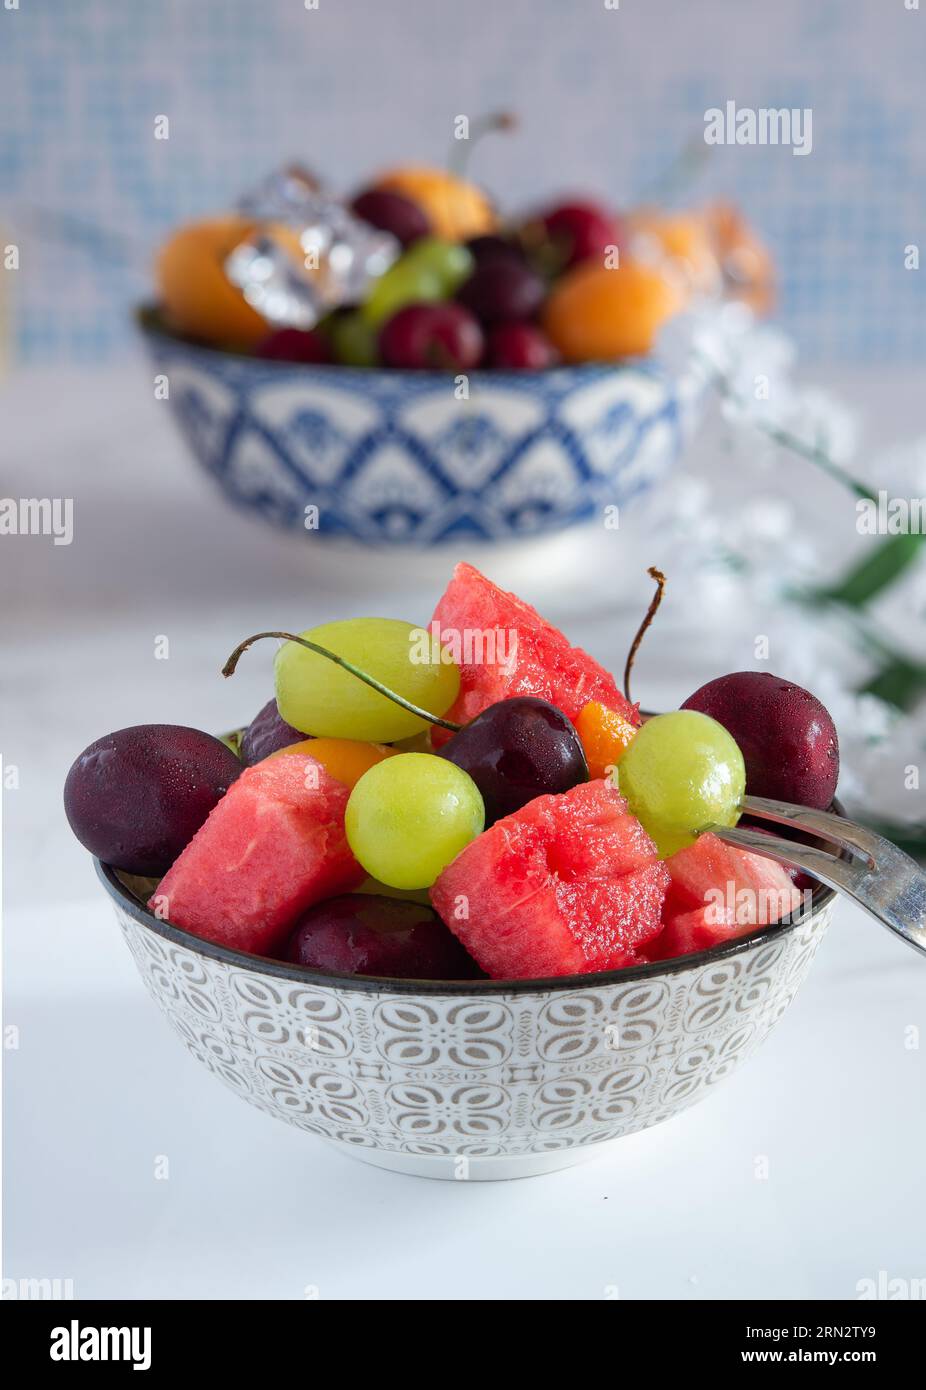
[{"left": 2, "top": 361, "right": 924, "bottom": 1300}]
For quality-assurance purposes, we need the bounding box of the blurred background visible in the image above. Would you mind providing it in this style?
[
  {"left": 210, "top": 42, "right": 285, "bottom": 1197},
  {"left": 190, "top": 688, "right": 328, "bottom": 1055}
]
[
  {"left": 1, "top": 0, "right": 924, "bottom": 364},
  {"left": 1, "top": 0, "right": 924, "bottom": 902}
]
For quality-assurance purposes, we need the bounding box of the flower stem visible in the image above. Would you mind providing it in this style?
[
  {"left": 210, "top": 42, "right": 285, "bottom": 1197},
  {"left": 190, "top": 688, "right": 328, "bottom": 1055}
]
[
  {"left": 705, "top": 357, "right": 926, "bottom": 707},
  {"left": 706, "top": 361, "right": 877, "bottom": 503}
]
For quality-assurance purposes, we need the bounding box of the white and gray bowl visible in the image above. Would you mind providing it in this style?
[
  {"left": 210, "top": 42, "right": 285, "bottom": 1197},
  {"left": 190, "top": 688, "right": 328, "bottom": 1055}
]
[{"left": 98, "top": 861, "right": 835, "bottom": 1181}]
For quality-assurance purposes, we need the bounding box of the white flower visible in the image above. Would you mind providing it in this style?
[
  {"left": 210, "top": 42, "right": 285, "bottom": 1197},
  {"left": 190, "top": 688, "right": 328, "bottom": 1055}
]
[{"left": 648, "top": 313, "right": 924, "bottom": 844}]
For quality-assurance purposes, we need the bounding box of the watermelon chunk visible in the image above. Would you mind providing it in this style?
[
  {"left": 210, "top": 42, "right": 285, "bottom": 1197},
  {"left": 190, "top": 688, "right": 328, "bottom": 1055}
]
[
  {"left": 648, "top": 831, "right": 802, "bottom": 962},
  {"left": 647, "top": 905, "right": 738, "bottom": 960},
  {"left": 150, "top": 755, "right": 363, "bottom": 955},
  {"left": 430, "top": 563, "right": 637, "bottom": 747},
  {"left": 430, "top": 779, "right": 669, "bottom": 979}
]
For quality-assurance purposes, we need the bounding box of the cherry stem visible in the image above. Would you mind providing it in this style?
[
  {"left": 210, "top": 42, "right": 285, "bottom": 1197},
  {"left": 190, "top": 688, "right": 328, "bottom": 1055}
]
[
  {"left": 222, "top": 631, "right": 463, "bottom": 734},
  {"left": 623, "top": 568, "right": 666, "bottom": 704},
  {"left": 449, "top": 110, "right": 517, "bottom": 179}
]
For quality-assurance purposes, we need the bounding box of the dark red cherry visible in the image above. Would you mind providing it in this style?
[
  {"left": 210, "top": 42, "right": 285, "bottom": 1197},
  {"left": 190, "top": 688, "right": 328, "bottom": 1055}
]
[
  {"left": 539, "top": 200, "right": 623, "bottom": 269},
  {"left": 465, "top": 234, "right": 525, "bottom": 266},
  {"left": 439, "top": 697, "right": 588, "bottom": 824},
  {"left": 379, "top": 301, "right": 483, "bottom": 370},
  {"left": 239, "top": 699, "right": 303, "bottom": 765},
  {"left": 682, "top": 671, "right": 839, "bottom": 810},
  {"left": 285, "top": 894, "right": 483, "bottom": 979},
  {"left": 456, "top": 259, "right": 546, "bottom": 326},
  {"left": 255, "top": 328, "right": 330, "bottom": 364},
  {"left": 350, "top": 188, "right": 431, "bottom": 248},
  {"left": 64, "top": 725, "right": 242, "bottom": 875},
  {"left": 486, "top": 321, "right": 558, "bottom": 369}
]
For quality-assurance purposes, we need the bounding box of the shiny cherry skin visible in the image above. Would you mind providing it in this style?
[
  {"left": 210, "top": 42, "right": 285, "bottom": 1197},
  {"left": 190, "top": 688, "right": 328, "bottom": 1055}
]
[
  {"left": 456, "top": 259, "right": 546, "bottom": 326},
  {"left": 540, "top": 200, "right": 623, "bottom": 269},
  {"left": 256, "top": 327, "right": 330, "bottom": 364},
  {"left": 64, "top": 725, "right": 242, "bottom": 875},
  {"left": 465, "top": 234, "right": 524, "bottom": 266},
  {"left": 438, "top": 697, "right": 589, "bottom": 824},
  {"left": 486, "top": 321, "right": 558, "bottom": 369},
  {"left": 239, "top": 699, "right": 303, "bottom": 765},
  {"left": 285, "top": 894, "right": 483, "bottom": 979},
  {"left": 379, "top": 301, "right": 484, "bottom": 370},
  {"left": 350, "top": 187, "right": 431, "bottom": 247},
  {"left": 682, "top": 671, "right": 839, "bottom": 810}
]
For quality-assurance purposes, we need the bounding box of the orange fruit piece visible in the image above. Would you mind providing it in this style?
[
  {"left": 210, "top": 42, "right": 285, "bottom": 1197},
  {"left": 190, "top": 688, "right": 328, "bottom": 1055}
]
[
  {"left": 271, "top": 737, "right": 397, "bottom": 789},
  {"left": 575, "top": 702, "right": 637, "bottom": 781},
  {"left": 703, "top": 201, "right": 775, "bottom": 315},
  {"left": 627, "top": 208, "right": 721, "bottom": 298},
  {"left": 542, "top": 259, "right": 683, "bottom": 361},
  {"left": 156, "top": 215, "right": 270, "bottom": 349},
  {"left": 375, "top": 166, "right": 496, "bottom": 241}
]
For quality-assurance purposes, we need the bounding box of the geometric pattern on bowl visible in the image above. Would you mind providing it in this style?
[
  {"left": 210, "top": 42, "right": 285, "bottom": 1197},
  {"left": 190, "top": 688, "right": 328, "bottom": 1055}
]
[
  {"left": 104, "top": 865, "right": 833, "bottom": 1180},
  {"left": 139, "top": 311, "right": 710, "bottom": 546}
]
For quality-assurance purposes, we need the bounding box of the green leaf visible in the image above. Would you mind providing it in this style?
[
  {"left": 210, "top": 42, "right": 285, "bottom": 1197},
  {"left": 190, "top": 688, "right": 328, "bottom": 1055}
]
[
  {"left": 815, "top": 532, "right": 924, "bottom": 608},
  {"left": 859, "top": 653, "right": 926, "bottom": 712}
]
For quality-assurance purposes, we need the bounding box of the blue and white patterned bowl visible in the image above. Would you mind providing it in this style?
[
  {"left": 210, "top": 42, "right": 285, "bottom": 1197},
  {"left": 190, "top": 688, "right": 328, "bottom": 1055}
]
[{"left": 138, "top": 309, "right": 710, "bottom": 546}]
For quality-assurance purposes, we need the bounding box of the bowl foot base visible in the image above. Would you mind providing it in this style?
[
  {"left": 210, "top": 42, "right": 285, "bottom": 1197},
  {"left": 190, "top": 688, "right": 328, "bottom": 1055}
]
[{"left": 324, "top": 1138, "right": 621, "bottom": 1182}]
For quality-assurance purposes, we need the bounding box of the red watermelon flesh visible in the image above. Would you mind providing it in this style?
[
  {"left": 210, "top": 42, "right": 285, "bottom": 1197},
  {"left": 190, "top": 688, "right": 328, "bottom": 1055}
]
[
  {"left": 664, "top": 832, "right": 802, "bottom": 923},
  {"left": 430, "top": 779, "right": 669, "bottom": 979},
  {"left": 150, "top": 755, "right": 363, "bottom": 956},
  {"left": 429, "top": 563, "right": 638, "bottom": 747},
  {"left": 647, "top": 832, "right": 802, "bottom": 962},
  {"left": 647, "top": 905, "right": 739, "bottom": 961}
]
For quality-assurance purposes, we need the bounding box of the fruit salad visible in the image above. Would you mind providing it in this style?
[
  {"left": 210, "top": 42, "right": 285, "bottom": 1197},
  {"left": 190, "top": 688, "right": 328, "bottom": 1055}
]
[
  {"left": 65, "top": 564, "right": 839, "bottom": 982},
  {"left": 154, "top": 152, "right": 773, "bottom": 370}
]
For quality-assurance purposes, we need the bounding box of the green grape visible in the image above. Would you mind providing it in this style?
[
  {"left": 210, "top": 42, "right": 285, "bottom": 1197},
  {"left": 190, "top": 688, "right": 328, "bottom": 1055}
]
[
  {"left": 218, "top": 729, "right": 242, "bottom": 758},
  {"left": 617, "top": 710, "right": 745, "bottom": 859},
  {"left": 355, "top": 875, "right": 432, "bottom": 904},
  {"left": 402, "top": 237, "right": 474, "bottom": 295},
  {"left": 274, "top": 618, "right": 460, "bottom": 742},
  {"left": 329, "top": 311, "right": 380, "bottom": 367},
  {"left": 346, "top": 753, "right": 484, "bottom": 889},
  {"left": 362, "top": 258, "right": 443, "bottom": 326},
  {"left": 390, "top": 729, "right": 434, "bottom": 753}
]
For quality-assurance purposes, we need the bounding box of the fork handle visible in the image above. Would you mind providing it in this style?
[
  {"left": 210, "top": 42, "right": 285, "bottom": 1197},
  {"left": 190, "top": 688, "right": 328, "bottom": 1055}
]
[{"left": 850, "top": 841, "right": 926, "bottom": 956}]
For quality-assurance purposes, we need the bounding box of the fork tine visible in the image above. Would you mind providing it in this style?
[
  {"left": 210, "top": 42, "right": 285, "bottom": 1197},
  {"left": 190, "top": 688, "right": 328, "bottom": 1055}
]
[
  {"left": 741, "top": 795, "right": 877, "bottom": 867},
  {"left": 705, "top": 825, "right": 865, "bottom": 897},
  {"left": 707, "top": 822, "right": 926, "bottom": 958}
]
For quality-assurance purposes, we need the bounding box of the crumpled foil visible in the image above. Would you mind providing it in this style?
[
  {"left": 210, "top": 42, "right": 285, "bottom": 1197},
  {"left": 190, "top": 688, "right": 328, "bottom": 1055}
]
[{"left": 226, "top": 165, "right": 400, "bottom": 330}]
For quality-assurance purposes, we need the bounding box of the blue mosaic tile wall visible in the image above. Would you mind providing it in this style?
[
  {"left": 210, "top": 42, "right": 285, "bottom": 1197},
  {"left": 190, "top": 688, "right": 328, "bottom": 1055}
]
[{"left": 1, "top": 0, "right": 923, "bottom": 363}]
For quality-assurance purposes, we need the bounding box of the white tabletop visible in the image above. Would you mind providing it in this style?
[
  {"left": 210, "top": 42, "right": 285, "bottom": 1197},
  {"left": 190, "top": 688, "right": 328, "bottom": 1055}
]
[
  {"left": 5, "top": 893, "right": 922, "bottom": 1301},
  {"left": 2, "top": 362, "right": 924, "bottom": 1299}
]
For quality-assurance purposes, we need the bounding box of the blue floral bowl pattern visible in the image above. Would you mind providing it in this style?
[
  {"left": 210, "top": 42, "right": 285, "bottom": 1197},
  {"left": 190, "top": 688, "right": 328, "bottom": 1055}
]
[{"left": 139, "top": 311, "right": 710, "bottom": 546}]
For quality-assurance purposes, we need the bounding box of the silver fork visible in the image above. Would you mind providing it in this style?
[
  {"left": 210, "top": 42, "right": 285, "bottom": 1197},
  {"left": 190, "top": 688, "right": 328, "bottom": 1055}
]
[{"left": 704, "top": 795, "right": 926, "bottom": 958}]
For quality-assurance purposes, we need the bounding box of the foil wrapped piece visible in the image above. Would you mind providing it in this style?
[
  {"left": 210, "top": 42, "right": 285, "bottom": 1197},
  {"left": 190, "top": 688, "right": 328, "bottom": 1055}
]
[
  {"left": 236, "top": 163, "right": 324, "bottom": 221},
  {"left": 226, "top": 165, "right": 400, "bottom": 330}
]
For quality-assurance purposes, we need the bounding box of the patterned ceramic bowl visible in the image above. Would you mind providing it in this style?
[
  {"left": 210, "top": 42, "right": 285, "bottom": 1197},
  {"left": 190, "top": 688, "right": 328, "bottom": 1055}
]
[
  {"left": 97, "top": 861, "right": 836, "bottom": 1181},
  {"left": 137, "top": 308, "right": 709, "bottom": 546}
]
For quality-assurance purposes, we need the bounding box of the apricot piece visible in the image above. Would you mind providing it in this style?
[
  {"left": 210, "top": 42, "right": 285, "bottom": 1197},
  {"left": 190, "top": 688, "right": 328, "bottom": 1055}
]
[
  {"left": 155, "top": 215, "right": 270, "bottom": 349},
  {"left": 704, "top": 201, "right": 775, "bottom": 315},
  {"left": 271, "top": 737, "right": 397, "bottom": 789},
  {"left": 575, "top": 701, "right": 637, "bottom": 781},
  {"left": 627, "top": 208, "right": 721, "bottom": 298},
  {"left": 542, "top": 259, "right": 683, "bottom": 361},
  {"left": 375, "top": 166, "right": 496, "bottom": 242}
]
